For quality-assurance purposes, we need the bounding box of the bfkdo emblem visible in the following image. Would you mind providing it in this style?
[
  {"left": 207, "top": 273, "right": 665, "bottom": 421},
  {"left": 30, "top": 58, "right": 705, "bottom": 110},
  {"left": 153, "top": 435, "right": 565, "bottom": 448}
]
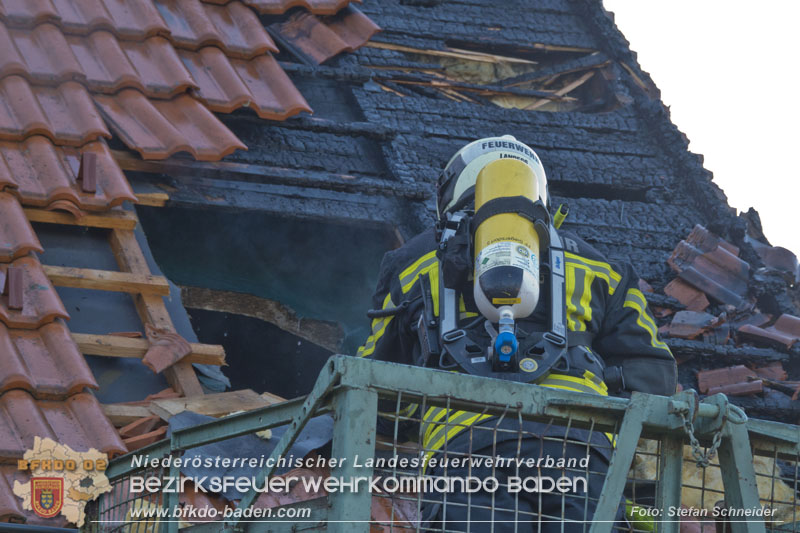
[{"left": 31, "top": 478, "right": 64, "bottom": 518}]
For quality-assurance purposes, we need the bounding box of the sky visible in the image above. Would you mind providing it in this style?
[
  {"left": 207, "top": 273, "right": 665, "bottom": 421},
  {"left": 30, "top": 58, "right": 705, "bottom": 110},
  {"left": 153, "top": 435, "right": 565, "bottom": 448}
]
[{"left": 601, "top": 1, "right": 800, "bottom": 257}]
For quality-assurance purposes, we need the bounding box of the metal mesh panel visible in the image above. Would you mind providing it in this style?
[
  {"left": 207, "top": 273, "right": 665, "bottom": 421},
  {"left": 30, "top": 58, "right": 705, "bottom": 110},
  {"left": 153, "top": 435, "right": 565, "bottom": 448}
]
[
  {"left": 85, "top": 356, "right": 800, "bottom": 533},
  {"left": 85, "top": 464, "right": 166, "bottom": 533}
]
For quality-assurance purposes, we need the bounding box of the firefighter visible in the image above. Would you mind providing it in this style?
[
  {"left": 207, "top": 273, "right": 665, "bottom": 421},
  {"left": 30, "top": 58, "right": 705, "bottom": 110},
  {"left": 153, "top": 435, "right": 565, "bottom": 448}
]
[{"left": 356, "top": 136, "right": 677, "bottom": 531}]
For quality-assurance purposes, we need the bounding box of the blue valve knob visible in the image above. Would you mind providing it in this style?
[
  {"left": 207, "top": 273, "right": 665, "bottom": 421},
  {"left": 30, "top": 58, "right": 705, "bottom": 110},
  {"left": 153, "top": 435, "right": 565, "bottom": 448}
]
[{"left": 494, "top": 331, "right": 518, "bottom": 363}]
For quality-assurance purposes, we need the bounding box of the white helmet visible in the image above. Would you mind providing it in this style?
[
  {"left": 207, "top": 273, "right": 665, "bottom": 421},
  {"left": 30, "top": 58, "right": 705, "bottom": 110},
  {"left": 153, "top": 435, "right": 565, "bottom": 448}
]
[{"left": 436, "top": 135, "right": 548, "bottom": 218}]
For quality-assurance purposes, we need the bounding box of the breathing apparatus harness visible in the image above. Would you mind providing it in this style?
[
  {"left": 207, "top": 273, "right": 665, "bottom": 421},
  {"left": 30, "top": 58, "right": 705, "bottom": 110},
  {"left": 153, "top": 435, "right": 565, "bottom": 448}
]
[{"left": 417, "top": 202, "right": 572, "bottom": 384}]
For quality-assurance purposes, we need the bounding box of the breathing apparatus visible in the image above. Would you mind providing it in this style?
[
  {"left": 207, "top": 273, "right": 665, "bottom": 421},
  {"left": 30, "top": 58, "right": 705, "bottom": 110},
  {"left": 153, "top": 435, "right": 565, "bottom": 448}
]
[{"left": 428, "top": 136, "right": 569, "bottom": 383}]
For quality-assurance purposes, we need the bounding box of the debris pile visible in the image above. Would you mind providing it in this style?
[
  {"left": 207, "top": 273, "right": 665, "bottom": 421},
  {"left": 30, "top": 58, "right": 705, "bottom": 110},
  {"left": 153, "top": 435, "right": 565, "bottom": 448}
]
[{"left": 649, "top": 225, "right": 800, "bottom": 421}]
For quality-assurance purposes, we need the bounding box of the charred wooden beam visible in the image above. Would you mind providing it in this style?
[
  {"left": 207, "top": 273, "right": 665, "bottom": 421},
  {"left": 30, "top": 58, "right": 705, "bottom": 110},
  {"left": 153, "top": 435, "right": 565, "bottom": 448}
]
[
  {"left": 180, "top": 286, "right": 344, "bottom": 353},
  {"left": 667, "top": 338, "right": 789, "bottom": 365}
]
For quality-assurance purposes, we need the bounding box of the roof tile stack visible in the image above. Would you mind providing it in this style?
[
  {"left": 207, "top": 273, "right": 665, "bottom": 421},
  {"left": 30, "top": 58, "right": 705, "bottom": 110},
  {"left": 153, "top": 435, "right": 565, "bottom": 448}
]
[{"left": 0, "top": 0, "right": 377, "bottom": 524}]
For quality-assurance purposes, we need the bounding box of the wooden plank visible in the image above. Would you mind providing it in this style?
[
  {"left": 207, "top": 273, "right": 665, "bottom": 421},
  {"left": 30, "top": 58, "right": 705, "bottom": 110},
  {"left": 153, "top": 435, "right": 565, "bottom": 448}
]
[
  {"left": 72, "top": 333, "right": 226, "bottom": 365},
  {"left": 180, "top": 286, "right": 343, "bottom": 352},
  {"left": 366, "top": 41, "right": 538, "bottom": 64},
  {"left": 135, "top": 192, "right": 169, "bottom": 207},
  {"left": 24, "top": 207, "right": 138, "bottom": 230},
  {"left": 108, "top": 228, "right": 204, "bottom": 397},
  {"left": 43, "top": 265, "right": 171, "bottom": 296},
  {"left": 149, "top": 389, "right": 285, "bottom": 420},
  {"left": 525, "top": 71, "right": 595, "bottom": 111},
  {"left": 101, "top": 403, "right": 153, "bottom": 427}
]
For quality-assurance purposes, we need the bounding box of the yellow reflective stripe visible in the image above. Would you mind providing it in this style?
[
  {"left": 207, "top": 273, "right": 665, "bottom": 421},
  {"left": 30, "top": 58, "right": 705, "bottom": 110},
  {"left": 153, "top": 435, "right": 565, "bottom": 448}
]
[
  {"left": 399, "top": 251, "right": 437, "bottom": 292},
  {"left": 356, "top": 292, "right": 394, "bottom": 358},
  {"left": 579, "top": 269, "right": 594, "bottom": 328},
  {"left": 426, "top": 409, "right": 486, "bottom": 449},
  {"left": 422, "top": 406, "right": 450, "bottom": 444},
  {"left": 623, "top": 288, "right": 669, "bottom": 351},
  {"left": 539, "top": 373, "right": 608, "bottom": 396},
  {"left": 458, "top": 295, "right": 479, "bottom": 319},
  {"left": 565, "top": 263, "right": 578, "bottom": 331},
  {"left": 423, "top": 412, "right": 493, "bottom": 468},
  {"left": 380, "top": 403, "right": 418, "bottom": 419},
  {"left": 565, "top": 264, "right": 594, "bottom": 332},
  {"left": 565, "top": 252, "right": 621, "bottom": 295}
]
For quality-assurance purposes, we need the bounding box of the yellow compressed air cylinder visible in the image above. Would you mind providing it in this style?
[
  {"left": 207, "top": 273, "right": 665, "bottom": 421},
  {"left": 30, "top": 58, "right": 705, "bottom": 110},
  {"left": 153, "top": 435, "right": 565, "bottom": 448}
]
[{"left": 473, "top": 158, "right": 541, "bottom": 324}]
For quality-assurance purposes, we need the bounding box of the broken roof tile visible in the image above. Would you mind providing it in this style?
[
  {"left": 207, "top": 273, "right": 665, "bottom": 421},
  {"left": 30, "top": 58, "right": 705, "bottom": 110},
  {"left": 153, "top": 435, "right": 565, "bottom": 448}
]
[
  {"left": 668, "top": 225, "right": 750, "bottom": 307},
  {"left": 269, "top": 5, "right": 379, "bottom": 64},
  {"left": 753, "top": 362, "right": 788, "bottom": 382},
  {"left": 0, "top": 0, "right": 169, "bottom": 40},
  {"left": 0, "top": 76, "right": 109, "bottom": 145},
  {"left": 738, "top": 314, "right": 800, "bottom": 350},
  {"left": 0, "top": 390, "right": 126, "bottom": 461},
  {"left": 748, "top": 237, "right": 800, "bottom": 283},
  {"left": 663, "top": 278, "right": 710, "bottom": 312},
  {"left": 324, "top": 5, "right": 380, "bottom": 51},
  {"left": 685, "top": 224, "right": 739, "bottom": 257},
  {"left": 660, "top": 310, "right": 721, "bottom": 340},
  {"left": 154, "top": 0, "right": 277, "bottom": 58},
  {"left": 0, "top": 254, "right": 69, "bottom": 329},
  {"left": 93, "top": 89, "right": 246, "bottom": 161},
  {"left": 0, "top": 136, "right": 136, "bottom": 211},
  {"left": 142, "top": 324, "right": 192, "bottom": 374},
  {"left": 244, "top": 0, "right": 360, "bottom": 16},
  {"left": 696, "top": 365, "right": 756, "bottom": 394},
  {"left": 707, "top": 380, "right": 762, "bottom": 397},
  {"left": 0, "top": 319, "right": 97, "bottom": 398},
  {"left": 180, "top": 48, "right": 311, "bottom": 120},
  {"left": 0, "top": 192, "right": 42, "bottom": 262}
]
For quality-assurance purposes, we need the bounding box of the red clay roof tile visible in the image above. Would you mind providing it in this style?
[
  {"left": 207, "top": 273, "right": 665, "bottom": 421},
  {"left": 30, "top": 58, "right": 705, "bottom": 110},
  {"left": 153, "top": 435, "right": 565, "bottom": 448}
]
[
  {"left": 668, "top": 225, "right": 750, "bottom": 307},
  {"left": 0, "top": 21, "right": 196, "bottom": 97},
  {"left": 245, "top": 0, "right": 360, "bottom": 16},
  {"left": 0, "top": 0, "right": 169, "bottom": 40},
  {"left": 663, "top": 278, "right": 710, "bottom": 312},
  {"left": 0, "top": 22, "right": 83, "bottom": 82},
  {"left": 0, "top": 76, "right": 109, "bottom": 145},
  {"left": 94, "top": 89, "right": 246, "bottom": 161},
  {"left": 696, "top": 365, "right": 757, "bottom": 394},
  {"left": 325, "top": 5, "right": 379, "bottom": 50},
  {"left": 0, "top": 254, "right": 69, "bottom": 329},
  {"left": 0, "top": 192, "right": 42, "bottom": 262},
  {"left": 0, "top": 319, "right": 97, "bottom": 398},
  {"left": 749, "top": 237, "right": 800, "bottom": 283},
  {"left": 142, "top": 324, "right": 191, "bottom": 374},
  {"left": 51, "top": 0, "right": 169, "bottom": 40},
  {"left": 154, "top": 0, "right": 277, "bottom": 58},
  {"left": 753, "top": 362, "right": 788, "bottom": 382},
  {"left": 180, "top": 47, "right": 311, "bottom": 120},
  {"left": 67, "top": 31, "right": 196, "bottom": 97},
  {"left": 660, "top": 310, "right": 721, "bottom": 340},
  {"left": 0, "top": 390, "right": 126, "bottom": 462},
  {"left": 707, "top": 380, "right": 762, "bottom": 397},
  {"left": 738, "top": 314, "right": 800, "bottom": 350},
  {"left": 0, "top": 1, "right": 60, "bottom": 29},
  {"left": 0, "top": 136, "right": 136, "bottom": 211},
  {"left": 269, "top": 5, "right": 379, "bottom": 64}
]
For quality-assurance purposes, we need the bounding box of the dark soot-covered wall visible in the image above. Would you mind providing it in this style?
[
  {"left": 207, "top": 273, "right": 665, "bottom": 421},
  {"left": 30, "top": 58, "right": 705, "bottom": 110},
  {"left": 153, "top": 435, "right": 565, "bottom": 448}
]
[
  {"left": 188, "top": 309, "right": 332, "bottom": 398},
  {"left": 136, "top": 206, "right": 396, "bottom": 355}
]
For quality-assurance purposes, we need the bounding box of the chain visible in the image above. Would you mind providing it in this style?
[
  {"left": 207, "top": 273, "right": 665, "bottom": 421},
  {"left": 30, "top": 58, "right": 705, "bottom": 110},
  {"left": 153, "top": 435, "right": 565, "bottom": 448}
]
[{"left": 679, "top": 410, "right": 724, "bottom": 468}]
